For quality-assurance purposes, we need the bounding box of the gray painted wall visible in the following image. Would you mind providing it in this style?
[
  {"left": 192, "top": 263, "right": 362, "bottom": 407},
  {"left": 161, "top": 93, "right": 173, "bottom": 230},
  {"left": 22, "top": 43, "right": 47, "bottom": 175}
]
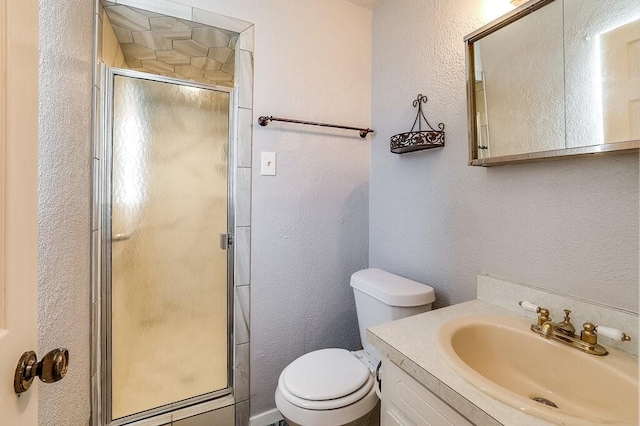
[
  {"left": 38, "top": 0, "right": 93, "bottom": 425},
  {"left": 243, "top": 2, "right": 371, "bottom": 416},
  {"left": 370, "top": 0, "right": 639, "bottom": 313}
]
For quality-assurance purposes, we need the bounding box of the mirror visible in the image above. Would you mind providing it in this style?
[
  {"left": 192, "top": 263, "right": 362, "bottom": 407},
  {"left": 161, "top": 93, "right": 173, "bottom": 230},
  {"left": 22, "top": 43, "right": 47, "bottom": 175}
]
[{"left": 465, "top": 0, "right": 640, "bottom": 166}]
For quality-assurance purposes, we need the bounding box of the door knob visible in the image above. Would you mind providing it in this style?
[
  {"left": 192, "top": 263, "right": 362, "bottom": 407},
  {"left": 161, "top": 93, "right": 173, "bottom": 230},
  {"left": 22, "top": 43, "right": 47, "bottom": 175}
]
[{"left": 14, "top": 348, "right": 69, "bottom": 394}]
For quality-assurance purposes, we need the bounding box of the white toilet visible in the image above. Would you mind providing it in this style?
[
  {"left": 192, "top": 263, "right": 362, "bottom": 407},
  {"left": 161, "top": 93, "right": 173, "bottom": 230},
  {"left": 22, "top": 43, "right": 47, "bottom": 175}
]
[{"left": 275, "top": 268, "right": 435, "bottom": 426}]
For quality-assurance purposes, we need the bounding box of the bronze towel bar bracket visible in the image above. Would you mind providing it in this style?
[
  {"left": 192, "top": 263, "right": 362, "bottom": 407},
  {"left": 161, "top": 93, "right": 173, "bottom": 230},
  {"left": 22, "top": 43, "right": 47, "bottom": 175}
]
[{"left": 258, "top": 115, "right": 374, "bottom": 138}]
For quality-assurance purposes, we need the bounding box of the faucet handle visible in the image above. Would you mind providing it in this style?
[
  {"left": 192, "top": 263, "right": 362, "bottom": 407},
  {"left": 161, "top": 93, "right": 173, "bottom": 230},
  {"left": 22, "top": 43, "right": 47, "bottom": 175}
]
[
  {"left": 537, "top": 308, "right": 551, "bottom": 326},
  {"left": 519, "top": 301, "right": 551, "bottom": 326},
  {"left": 581, "top": 322, "right": 631, "bottom": 345},
  {"left": 519, "top": 300, "right": 540, "bottom": 313},
  {"left": 597, "top": 325, "right": 631, "bottom": 342}
]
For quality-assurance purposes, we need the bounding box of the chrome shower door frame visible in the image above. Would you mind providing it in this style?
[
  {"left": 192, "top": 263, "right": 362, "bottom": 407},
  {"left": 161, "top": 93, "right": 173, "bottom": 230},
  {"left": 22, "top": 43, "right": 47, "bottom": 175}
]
[{"left": 99, "top": 67, "right": 236, "bottom": 426}]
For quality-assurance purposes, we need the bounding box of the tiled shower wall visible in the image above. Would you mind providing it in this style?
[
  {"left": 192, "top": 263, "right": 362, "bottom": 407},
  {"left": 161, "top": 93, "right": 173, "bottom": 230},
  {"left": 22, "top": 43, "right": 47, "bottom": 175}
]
[
  {"left": 232, "top": 19, "right": 255, "bottom": 426},
  {"left": 91, "top": 1, "right": 254, "bottom": 424},
  {"left": 99, "top": 2, "right": 238, "bottom": 87}
]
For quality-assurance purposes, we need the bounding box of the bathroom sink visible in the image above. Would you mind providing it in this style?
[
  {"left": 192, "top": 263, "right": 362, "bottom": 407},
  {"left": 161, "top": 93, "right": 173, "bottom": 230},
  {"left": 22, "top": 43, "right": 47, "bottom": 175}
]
[{"left": 436, "top": 315, "right": 638, "bottom": 425}]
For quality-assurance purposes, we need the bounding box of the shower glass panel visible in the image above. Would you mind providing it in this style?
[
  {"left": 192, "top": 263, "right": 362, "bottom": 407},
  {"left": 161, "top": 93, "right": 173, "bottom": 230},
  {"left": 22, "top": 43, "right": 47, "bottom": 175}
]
[{"left": 109, "top": 73, "right": 231, "bottom": 421}]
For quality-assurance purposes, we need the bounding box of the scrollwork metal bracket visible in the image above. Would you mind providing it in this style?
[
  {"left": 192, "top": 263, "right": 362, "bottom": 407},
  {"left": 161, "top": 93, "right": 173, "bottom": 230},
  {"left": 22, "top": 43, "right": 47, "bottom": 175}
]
[{"left": 390, "top": 94, "right": 445, "bottom": 154}]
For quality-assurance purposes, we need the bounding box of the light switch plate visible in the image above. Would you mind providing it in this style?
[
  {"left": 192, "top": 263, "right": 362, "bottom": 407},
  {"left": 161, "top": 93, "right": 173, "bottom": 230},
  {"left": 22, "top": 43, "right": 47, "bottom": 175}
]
[{"left": 261, "top": 152, "right": 276, "bottom": 176}]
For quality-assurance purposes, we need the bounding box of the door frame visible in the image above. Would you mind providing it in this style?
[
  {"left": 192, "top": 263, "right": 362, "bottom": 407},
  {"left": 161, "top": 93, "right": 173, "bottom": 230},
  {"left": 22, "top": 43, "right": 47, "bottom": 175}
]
[
  {"left": 0, "top": 0, "right": 39, "bottom": 423},
  {"left": 0, "top": 0, "right": 6, "bottom": 323},
  {"left": 96, "top": 67, "right": 236, "bottom": 426}
]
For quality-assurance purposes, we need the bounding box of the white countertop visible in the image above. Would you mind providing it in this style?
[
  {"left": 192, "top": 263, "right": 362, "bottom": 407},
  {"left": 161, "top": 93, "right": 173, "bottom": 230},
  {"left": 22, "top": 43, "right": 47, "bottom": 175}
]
[{"left": 367, "top": 299, "right": 555, "bottom": 426}]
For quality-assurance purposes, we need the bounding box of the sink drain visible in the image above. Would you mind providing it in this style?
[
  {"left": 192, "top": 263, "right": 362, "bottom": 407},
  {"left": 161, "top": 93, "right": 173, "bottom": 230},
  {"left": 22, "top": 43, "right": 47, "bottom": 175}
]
[{"left": 532, "top": 397, "right": 558, "bottom": 408}]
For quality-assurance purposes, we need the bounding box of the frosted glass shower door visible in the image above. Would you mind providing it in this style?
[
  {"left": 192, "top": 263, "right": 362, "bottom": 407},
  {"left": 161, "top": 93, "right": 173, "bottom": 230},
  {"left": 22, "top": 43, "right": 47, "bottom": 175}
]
[{"left": 109, "top": 73, "right": 231, "bottom": 420}]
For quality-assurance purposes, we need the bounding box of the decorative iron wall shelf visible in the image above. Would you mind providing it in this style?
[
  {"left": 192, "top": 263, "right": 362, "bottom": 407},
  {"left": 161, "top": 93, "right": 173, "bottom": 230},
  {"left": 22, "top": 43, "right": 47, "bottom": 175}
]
[
  {"left": 390, "top": 94, "right": 445, "bottom": 154},
  {"left": 258, "top": 115, "right": 374, "bottom": 138}
]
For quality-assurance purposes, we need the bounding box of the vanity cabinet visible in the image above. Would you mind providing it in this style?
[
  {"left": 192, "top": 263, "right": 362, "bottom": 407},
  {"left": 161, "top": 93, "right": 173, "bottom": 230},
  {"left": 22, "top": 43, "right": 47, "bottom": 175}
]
[{"left": 380, "top": 359, "right": 472, "bottom": 426}]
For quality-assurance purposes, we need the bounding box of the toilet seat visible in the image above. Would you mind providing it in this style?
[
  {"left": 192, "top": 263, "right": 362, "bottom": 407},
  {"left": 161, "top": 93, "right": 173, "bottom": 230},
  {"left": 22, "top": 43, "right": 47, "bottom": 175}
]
[
  {"left": 278, "top": 348, "right": 374, "bottom": 410},
  {"left": 279, "top": 369, "right": 374, "bottom": 410}
]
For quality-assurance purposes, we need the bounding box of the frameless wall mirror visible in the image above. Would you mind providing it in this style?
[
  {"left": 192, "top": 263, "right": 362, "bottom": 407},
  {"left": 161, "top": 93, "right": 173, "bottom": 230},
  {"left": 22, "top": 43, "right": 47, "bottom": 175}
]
[{"left": 465, "top": 0, "right": 640, "bottom": 166}]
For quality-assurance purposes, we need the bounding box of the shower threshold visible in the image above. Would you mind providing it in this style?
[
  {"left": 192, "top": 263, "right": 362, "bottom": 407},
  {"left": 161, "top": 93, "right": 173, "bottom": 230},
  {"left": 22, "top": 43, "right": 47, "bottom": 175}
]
[{"left": 105, "top": 394, "right": 235, "bottom": 426}]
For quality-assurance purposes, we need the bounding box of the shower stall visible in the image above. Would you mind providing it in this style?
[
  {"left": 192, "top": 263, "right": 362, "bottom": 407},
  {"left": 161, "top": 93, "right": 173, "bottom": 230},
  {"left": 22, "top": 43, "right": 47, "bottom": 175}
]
[{"left": 99, "top": 68, "right": 235, "bottom": 424}]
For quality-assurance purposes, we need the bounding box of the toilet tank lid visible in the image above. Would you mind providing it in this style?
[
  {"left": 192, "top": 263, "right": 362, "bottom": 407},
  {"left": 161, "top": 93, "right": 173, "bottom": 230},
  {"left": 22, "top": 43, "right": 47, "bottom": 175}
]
[{"left": 350, "top": 268, "right": 435, "bottom": 307}]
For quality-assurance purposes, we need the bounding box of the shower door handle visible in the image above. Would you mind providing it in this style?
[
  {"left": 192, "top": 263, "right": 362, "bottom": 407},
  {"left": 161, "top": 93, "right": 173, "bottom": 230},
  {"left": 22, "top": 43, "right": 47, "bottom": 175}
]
[
  {"left": 112, "top": 233, "right": 132, "bottom": 242},
  {"left": 220, "top": 234, "right": 233, "bottom": 250}
]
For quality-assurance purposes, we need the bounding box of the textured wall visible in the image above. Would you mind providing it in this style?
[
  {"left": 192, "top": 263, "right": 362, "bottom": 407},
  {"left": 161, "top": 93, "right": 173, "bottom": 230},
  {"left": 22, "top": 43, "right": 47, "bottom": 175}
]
[
  {"left": 370, "top": 0, "right": 639, "bottom": 312},
  {"left": 38, "top": 0, "right": 93, "bottom": 425},
  {"left": 247, "top": 2, "right": 371, "bottom": 415},
  {"left": 182, "top": 0, "right": 372, "bottom": 416}
]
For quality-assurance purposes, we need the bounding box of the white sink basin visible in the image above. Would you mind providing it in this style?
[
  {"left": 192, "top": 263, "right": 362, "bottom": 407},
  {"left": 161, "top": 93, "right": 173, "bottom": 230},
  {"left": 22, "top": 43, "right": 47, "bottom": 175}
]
[{"left": 437, "top": 315, "right": 638, "bottom": 425}]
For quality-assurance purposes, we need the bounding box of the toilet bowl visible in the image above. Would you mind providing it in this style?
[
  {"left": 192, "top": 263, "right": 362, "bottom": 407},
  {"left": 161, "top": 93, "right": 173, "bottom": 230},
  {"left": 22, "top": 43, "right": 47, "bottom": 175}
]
[
  {"left": 275, "top": 348, "right": 379, "bottom": 426},
  {"left": 275, "top": 268, "right": 435, "bottom": 426}
]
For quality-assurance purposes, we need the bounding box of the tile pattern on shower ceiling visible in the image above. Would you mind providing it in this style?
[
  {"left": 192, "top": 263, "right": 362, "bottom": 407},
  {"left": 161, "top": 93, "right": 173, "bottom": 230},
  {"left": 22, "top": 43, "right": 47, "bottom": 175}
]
[{"left": 102, "top": 1, "right": 236, "bottom": 87}]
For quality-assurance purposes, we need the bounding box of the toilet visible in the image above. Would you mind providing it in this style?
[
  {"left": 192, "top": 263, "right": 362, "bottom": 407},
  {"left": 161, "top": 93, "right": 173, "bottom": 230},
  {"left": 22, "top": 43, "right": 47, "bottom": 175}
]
[{"left": 275, "top": 268, "right": 435, "bottom": 426}]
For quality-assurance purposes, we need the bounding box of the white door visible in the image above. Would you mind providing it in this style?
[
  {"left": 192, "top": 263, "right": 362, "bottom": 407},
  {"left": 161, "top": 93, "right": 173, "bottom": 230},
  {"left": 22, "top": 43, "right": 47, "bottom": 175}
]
[
  {"left": 0, "top": 0, "right": 40, "bottom": 424},
  {"left": 601, "top": 18, "right": 640, "bottom": 143}
]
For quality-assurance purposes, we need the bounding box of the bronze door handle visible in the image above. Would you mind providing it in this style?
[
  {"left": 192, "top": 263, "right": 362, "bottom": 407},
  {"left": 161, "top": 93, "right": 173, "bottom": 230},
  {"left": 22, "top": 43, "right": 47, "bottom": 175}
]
[{"left": 14, "top": 348, "right": 69, "bottom": 394}]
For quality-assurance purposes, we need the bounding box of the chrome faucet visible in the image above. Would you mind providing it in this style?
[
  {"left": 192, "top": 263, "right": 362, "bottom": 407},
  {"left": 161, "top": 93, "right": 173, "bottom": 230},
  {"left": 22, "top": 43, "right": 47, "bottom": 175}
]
[{"left": 518, "top": 301, "right": 631, "bottom": 356}]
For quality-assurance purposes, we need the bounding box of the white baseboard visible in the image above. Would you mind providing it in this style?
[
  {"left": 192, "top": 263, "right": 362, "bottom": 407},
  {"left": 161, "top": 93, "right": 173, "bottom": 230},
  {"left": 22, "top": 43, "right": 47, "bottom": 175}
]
[{"left": 249, "top": 407, "right": 283, "bottom": 426}]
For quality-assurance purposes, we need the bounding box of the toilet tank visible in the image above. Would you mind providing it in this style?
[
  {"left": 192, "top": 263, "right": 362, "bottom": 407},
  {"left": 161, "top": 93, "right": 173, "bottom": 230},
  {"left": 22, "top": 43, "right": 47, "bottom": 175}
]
[{"left": 350, "top": 268, "right": 435, "bottom": 351}]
